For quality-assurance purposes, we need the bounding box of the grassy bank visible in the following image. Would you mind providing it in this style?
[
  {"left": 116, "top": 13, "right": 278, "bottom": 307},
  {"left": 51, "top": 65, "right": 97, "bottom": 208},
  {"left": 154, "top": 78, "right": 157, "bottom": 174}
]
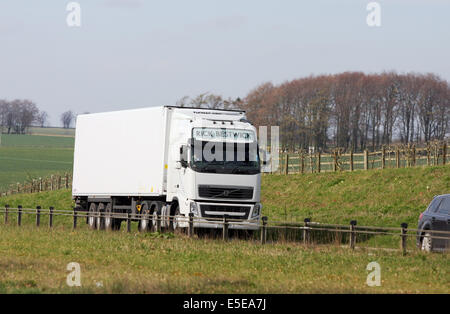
[
  {"left": 262, "top": 165, "right": 450, "bottom": 227},
  {"left": 0, "top": 225, "right": 448, "bottom": 294}
]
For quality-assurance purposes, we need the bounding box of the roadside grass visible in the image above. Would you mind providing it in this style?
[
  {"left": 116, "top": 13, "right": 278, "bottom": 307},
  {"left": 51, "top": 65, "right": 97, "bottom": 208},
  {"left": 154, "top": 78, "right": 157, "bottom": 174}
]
[
  {"left": 0, "top": 224, "right": 448, "bottom": 294},
  {"left": 262, "top": 165, "right": 450, "bottom": 228}
]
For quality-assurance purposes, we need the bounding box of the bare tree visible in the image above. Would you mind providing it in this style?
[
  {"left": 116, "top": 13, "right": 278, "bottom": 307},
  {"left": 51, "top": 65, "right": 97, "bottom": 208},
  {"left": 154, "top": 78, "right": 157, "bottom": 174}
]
[{"left": 61, "top": 110, "right": 75, "bottom": 129}]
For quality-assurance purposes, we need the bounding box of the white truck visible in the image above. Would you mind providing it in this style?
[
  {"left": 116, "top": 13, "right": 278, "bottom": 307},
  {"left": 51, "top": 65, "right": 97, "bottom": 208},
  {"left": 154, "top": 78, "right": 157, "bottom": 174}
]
[{"left": 72, "top": 106, "right": 262, "bottom": 232}]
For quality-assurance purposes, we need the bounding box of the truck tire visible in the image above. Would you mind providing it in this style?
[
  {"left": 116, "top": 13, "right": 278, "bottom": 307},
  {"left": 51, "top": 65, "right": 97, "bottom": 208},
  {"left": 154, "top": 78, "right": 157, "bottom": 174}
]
[
  {"left": 88, "top": 203, "right": 97, "bottom": 230},
  {"left": 151, "top": 201, "right": 163, "bottom": 232},
  {"left": 138, "top": 202, "right": 151, "bottom": 232},
  {"left": 104, "top": 203, "right": 114, "bottom": 231},
  {"left": 97, "top": 203, "right": 106, "bottom": 230},
  {"left": 171, "top": 204, "right": 183, "bottom": 232}
]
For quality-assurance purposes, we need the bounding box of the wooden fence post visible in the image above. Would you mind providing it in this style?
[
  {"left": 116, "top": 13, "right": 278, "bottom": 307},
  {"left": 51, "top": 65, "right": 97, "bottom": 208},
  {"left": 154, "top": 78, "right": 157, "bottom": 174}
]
[
  {"left": 222, "top": 215, "right": 229, "bottom": 241},
  {"left": 400, "top": 223, "right": 408, "bottom": 255},
  {"left": 188, "top": 213, "right": 194, "bottom": 237},
  {"left": 317, "top": 152, "right": 321, "bottom": 173},
  {"left": 36, "top": 206, "right": 41, "bottom": 227},
  {"left": 284, "top": 154, "right": 289, "bottom": 175},
  {"left": 4, "top": 205, "right": 9, "bottom": 224},
  {"left": 300, "top": 153, "right": 305, "bottom": 174},
  {"left": 333, "top": 151, "right": 337, "bottom": 172},
  {"left": 350, "top": 151, "right": 354, "bottom": 171},
  {"left": 17, "top": 205, "right": 22, "bottom": 226},
  {"left": 412, "top": 145, "right": 416, "bottom": 167},
  {"left": 156, "top": 212, "right": 161, "bottom": 233},
  {"left": 73, "top": 208, "right": 78, "bottom": 229},
  {"left": 443, "top": 143, "right": 447, "bottom": 165},
  {"left": 303, "top": 218, "right": 311, "bottom": 245},
  {"left": 260, "top": 216, "right": 268, "bottom": 244},
  {"left": 381, "top": 146, "right": 386, "bottom": 169},
  {"left": 127, "top": 213, "right": 131, "bottom": 232},
  {"left": 364, "top": 150, "right": 369, "bottom": 170},
  {"left": 396, "top": 148, "right": 400, "bottom": 168},
  {"left": 49, "top": 206, "right": 54, "bottom": 228},
  {"left": 349, "top": 220, "right": 357, "bottom": 249}
]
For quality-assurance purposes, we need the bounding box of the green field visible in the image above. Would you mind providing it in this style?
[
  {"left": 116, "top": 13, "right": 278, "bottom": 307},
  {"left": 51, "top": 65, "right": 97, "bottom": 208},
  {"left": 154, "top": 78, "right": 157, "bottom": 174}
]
[{"left": 0, "top": 133, "right": 73, "bottom": 192}]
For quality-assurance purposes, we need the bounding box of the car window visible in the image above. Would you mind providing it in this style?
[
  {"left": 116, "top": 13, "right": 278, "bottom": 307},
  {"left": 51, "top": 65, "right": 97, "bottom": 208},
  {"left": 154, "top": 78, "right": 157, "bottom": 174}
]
[
  {"left": 428, "top": 197, "right": 442, "bottom": 213},
  {"left": 436, "top": 197, "right": 450, "bottom": 215}
]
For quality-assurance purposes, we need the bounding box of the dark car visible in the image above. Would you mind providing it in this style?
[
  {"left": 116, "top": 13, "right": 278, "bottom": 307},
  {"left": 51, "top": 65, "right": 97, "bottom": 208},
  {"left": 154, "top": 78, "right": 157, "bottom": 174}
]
[{"left": 417, "top": 194, "right": 450, "bottom": 252}]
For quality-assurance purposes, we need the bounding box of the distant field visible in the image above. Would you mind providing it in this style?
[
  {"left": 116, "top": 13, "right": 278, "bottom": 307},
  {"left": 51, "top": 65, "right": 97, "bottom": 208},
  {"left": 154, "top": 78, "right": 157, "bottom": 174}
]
[
  {"left": 28, "top": 127, "right": 75, "bottom": 137},
  {"left": 0, "top": 134, "right": 73, "bottom": 191}
]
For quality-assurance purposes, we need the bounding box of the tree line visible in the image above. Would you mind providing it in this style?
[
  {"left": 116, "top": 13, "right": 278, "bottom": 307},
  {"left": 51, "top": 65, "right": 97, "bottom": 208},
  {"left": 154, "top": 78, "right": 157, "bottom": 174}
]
[
  {"left": 0, "top": 99, "right": 75, "bottom": 134},
  {"left": 179, "top": 72, "right": 449, "bottom": 152}
]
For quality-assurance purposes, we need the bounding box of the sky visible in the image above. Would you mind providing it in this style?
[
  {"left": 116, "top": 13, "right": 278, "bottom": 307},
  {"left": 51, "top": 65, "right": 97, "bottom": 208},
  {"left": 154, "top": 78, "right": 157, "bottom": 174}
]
[{"left": 0, "top": 0, "right": 449, "bottom": 126}]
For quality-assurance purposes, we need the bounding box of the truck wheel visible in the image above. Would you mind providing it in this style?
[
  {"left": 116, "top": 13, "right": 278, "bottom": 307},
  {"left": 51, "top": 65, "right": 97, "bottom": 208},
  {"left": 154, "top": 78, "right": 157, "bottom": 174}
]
[
  {"left": 88, "top": 203, "right": 97, "bottom": 230},
  {"left": 138, "top": 202, "right": 151, "bottom": 232},
  {"left": 97, "top": 203, "right": 106, "bottom": 230},
  {"left": 421, "top": 232, "right": 433, "bottom": 252},
  {"left": 104, "top": 203, "right": 114, "bottom": 231},
  {"left": 172, "top": 205, "right": 183, "bottom": 232},
  {"left": 151, "top": 201, "right": 163, "bottom": 232}
]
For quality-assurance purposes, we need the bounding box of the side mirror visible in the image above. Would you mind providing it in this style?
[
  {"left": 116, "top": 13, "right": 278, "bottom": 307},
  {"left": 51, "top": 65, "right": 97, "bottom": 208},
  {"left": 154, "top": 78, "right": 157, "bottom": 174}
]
[{"left": 180, "top": 145, "right": 188, "bottom": 168}]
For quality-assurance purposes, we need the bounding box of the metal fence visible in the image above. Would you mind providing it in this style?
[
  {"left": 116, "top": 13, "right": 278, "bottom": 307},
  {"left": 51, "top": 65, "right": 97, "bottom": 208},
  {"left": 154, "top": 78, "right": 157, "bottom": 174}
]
[{"left": 1, "top": 205, "right": 449, "bottom": 254}]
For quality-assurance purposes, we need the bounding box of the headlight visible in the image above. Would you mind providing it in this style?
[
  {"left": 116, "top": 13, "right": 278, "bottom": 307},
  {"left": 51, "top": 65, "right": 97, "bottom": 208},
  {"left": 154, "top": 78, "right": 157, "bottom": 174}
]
[
  {"left": 251, "top": 204, "right": 261, "bottom": 218},
  {"left": 190, "top": 202, "right": 199, "bottom": 216}
]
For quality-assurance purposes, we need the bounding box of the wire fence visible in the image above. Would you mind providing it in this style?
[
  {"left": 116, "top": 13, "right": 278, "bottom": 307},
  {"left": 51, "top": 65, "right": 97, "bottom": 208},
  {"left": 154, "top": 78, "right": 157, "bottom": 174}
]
[{"left": 1, "top": 206, "right": 449, "bottom": 254}]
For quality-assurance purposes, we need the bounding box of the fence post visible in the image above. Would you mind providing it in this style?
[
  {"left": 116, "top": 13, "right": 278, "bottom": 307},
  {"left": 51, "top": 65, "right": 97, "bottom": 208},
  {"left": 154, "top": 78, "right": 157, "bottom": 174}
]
[
  {"left": 36, "top": 206, "right": 41, "bottom": 227},
  {"left": 4, "top": 204, "right": 9, "bottom": 224},
  {"left": 381, "top": 146, "right": 386, "bottom": 169},
  {"left": 349, "top": 220, "right": 357, "bottom": 249},
  {"left": 443, "top": 143, "right": 447, "bottom": 165},
  {"left": 303, "top": 218, "right": 311, "bottom": 245},
  {"left": 73, "top": 208, "right": 78, "bottom": 230},
  {"left": 260, "top": 216, "right": 268, "bottom": 244},
  {"left": 127, "top": 213, "right": 131, "bottom": 232},
  {"left": 17, "top": 205, "right": 22, "bottom": 226},
  {"left": 396, "top": 148, "right": 400, "bottom": 168},
  {"left": 156, "top": 212, "right": 161, "bottom": 233},
  {"left": 400, "top": 223, "right": 408, "bottom": 255},
  {"left": 188, "top": 213, "right": 194, "bottom": 237},
  {"left": 350, "top": 151, "right": 354, "bottom": 171},
  {"left": 284, "top": 154, "right": 289, "bottom": 175},
  {"left": 49, "top": 206, "right": 54, "bottom": 228},
  {"left": 364, "top": 150, "right": 369, "bottom": 170},
  {"left": 300, "top": 153, "right": 305, "bottom": 174},
  {"left": 333, "top": 151, "right": 337, "bottom": 172},
  {"left": 317, "top": 152, "right": 321, "bottom": 173},
  {"left": 412, "top": 145, "right": 416, "bottom": 167},
  {"left": 222, "top": 215, "right": 229, "bottom": 241}
]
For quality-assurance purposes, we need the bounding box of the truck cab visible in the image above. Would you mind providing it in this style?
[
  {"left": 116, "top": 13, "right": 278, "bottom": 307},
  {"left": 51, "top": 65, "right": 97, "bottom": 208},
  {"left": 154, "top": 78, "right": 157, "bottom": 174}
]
[{"left": 165, "top": 108, "right": 262, "bottom": 230}]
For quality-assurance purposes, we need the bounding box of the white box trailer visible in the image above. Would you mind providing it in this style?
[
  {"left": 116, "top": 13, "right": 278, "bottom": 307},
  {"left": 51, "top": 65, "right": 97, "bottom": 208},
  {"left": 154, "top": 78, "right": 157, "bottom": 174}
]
[{"left": 72, "top": 106, "right": 262, "bottom": 232}]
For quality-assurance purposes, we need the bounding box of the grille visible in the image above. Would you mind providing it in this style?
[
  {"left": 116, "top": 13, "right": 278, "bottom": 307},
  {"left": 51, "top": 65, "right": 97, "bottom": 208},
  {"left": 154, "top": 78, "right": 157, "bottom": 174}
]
[
  {"left": 200, "top": 204, "right": 251, "bottom": 219},
  {"left": 198, "top": 185, "right": 253, "bottom": 200}
]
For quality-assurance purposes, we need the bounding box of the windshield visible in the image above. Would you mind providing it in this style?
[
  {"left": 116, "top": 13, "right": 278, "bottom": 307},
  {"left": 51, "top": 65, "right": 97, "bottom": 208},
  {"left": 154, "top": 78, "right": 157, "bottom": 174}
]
[{"left": 190, "top": 140, "right": 260, "bottom": 175}]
